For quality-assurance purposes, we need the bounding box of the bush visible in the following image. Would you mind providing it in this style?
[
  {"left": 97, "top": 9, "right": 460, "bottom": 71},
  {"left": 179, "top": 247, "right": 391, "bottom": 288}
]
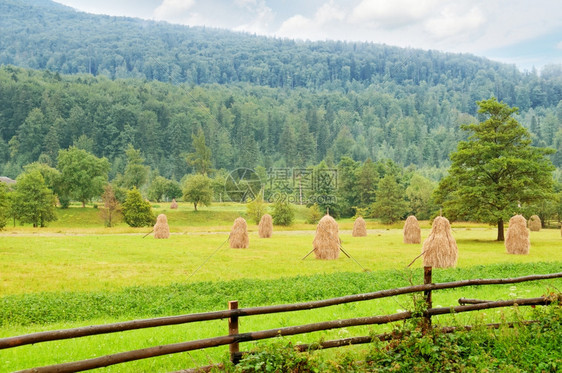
[
  {"left": 121, "top": 187, "right": 155, "bottom": 227},
  {"left": 305, "top": 203, "right": 323, "bottom": 224},
  {"left": 235, "top": 339, "right": 319, "bottom": 373},
  {"left": 246, "top": 194, "right": 267, "bottom": 224},
  {"left": 272, "top": 200, "right": 295, "bottom": 226}
]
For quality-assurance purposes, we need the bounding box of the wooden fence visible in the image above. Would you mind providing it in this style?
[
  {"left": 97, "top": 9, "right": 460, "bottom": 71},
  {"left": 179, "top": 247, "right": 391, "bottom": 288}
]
[{"left": 1, "top": 270, "right": 561, "bottom": 373}]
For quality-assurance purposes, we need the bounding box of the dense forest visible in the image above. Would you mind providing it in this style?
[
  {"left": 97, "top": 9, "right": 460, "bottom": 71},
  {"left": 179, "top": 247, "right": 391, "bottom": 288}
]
[{"left": 0, "top": 0, "right": 561, "bottom": 181}]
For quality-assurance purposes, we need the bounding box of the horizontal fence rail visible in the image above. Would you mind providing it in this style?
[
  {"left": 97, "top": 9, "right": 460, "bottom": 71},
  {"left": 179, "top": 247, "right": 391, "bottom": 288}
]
[
  {"left": 2, "top": 272, "right": 560, "bottom": 350},
  {"left": 3, "top": 271, "right": 561, "bottom": 373}
]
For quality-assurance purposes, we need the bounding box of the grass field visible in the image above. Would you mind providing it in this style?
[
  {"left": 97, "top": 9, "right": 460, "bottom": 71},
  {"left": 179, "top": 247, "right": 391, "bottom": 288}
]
[{"left": 0, "top": 204, "right": 561, "bottom": 372}]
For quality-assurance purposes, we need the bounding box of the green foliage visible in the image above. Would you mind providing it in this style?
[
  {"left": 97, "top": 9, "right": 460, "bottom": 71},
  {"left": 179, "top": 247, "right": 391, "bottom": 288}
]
[
  {"left": 11, "top": 169, "right": 57, "bottom": 227},
  {"left": 186, "top": 127, "right": 212, "bottom": 175},
  {"left": 147, "top": 175, "right": 181, "bottom": 202},
  {"left": 405, "top": 173, "right": 437, "bottom": 220},
  {"left": 56, "top": 146, "right": 110, "bottom": 207},
  {"left": 235, "top": 339, "right": 319, "bottom": 373},
  {"left": 365, "top": 303, "right": 562, "bottom": 372},
  {"left": 182, "top": 173, "right": 213, "bottom": 211},
  {"left": 371, "top": 174, "right": 409, "bottom": 224},
  {"left": 121, "top": 145, "right": 149, "bottom": 190},
  {"left": 272, "top": 200, "right": 295, "bottom": 226},
  {"left": 121, "top": 187, "right": 155, "bottom": 227},
  {"left": 246, "top": 194, "right": 267, "bottom": 224},
  {"left": 435, "top": 98, "right": 556, "bottom": 240},
  {"left": 305, "top": 203, "right": 323, "bottom": 224},
  {"left": 0, "top": 182, "right": 11, "bottom": 228}
]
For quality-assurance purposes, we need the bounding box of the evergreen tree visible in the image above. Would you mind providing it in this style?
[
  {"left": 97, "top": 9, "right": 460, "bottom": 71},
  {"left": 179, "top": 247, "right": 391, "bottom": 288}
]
[
  {"left": 371, "top": 174, "right": 409, "bottom": 224},
  {"left": 186, "top": 127, "right": 212, "bottom": 175},
  {"left": 435, "top": 98, "right": 555, "bottom": 241},
  {"left": 121, "top": 187, "right": 155, "bottom": 227}
]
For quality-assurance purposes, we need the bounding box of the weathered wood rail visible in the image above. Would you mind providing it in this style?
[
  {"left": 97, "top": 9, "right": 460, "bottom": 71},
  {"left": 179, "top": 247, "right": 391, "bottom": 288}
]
[{"left": 1, "top": 270, "right": 560, "bottom": 373}]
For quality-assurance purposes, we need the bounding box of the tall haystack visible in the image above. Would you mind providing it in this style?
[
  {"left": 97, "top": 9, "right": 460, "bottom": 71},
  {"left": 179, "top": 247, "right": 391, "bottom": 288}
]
[
  {"left": 422, "top": 216, "right": 457, "bottom": 268},
  {"left": 528, "top": 215, "right": 541, "bottom": 232},
  {"left": 313, "top": 215, "right": 340, "bottom": 260},
  {"left": 170, "top": 199, "right": 178, "bottom": 209},
  {"left": 505, "top": 215, "right": 530, "bottom": 254},
  {"left": 153, "top": 214, "right": 170, "bottom": 239},
  {"left": 403, "top": 215, "right": 421, "bottom": 244},
  {"left": 258, "top": 213, "right": 273, "bottom": 238},
  {"left": 230, "top": 217, "right": 249, "bottom": 248},
  {"left": 352, "top": 216, "right": 367, "bottom": 237}
]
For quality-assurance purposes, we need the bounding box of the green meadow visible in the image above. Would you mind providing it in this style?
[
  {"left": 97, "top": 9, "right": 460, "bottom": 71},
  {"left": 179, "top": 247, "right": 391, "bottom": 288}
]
[{"left": 1, "top": 204, "right": 561, "bottom": 372}]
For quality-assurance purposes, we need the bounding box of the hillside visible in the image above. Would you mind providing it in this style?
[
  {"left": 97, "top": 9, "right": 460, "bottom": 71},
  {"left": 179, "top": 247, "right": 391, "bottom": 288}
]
[{"left": 0, "top": 0, "right": 560, "bottom": 179}]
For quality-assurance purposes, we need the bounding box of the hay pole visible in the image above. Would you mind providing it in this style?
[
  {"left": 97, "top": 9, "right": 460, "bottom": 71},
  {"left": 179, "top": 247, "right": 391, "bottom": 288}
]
[
  {"left": 142, "top": 229, "right": 154, "bottom": 238},
  {"left": 316, "top": 222, "right": 369, "bottom": 272},
  {"left": 186, "top": 235, "right": 230, "bottom": 281}
]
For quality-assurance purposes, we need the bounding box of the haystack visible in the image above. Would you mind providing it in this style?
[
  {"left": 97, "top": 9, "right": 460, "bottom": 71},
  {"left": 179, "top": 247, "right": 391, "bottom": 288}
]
[
  {"left": 258, "top": 213, "right": 273, "bottom": 238},
  {"left": 403, "top": 215, "right": 421, "bottom": 244},
  {"left": 230, "top": 217, "right": 249, "bottom": 248},
  {"left": 313, "top": 215, "right": 340, "bottom": 260},
  {"left": 352, "top": 216, "right": 367, "bottom": 237},
  {"left": 422, "top": 216, "right": 457, "bottom": 268},
  {"left": 170, "top": 199, "right": 178, "bottom": 209},
  {"left": 505, "top": 215, "right": 530, "bottom": 254},
  {"left": 153, "top": 214, "right": 170, "bottom": 239},
  {"left": 528, "top": 215, "right": 541, "bottom": 231}
]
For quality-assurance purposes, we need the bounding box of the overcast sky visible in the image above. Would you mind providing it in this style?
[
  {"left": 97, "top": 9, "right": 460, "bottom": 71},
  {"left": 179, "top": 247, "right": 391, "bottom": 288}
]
[{"left": 55, "top": 0, "right": 562, "bottom": 72}]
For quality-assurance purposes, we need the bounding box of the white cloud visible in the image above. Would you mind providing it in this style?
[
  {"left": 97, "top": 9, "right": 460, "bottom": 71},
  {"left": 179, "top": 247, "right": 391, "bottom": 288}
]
[
  {"left": 276, "top": 1, "right": 345, "bottom": 40},
  {"left": 424, "top": 5, "right": 485, "bottom": 40},
  {"left": 350, "top": 0, "right": 437, "bottom": 28},
  {"left": 557, "top": 41, "right": 562, "bottom": 50},
  {"left": 233, "top": 0, "right": 274, "bottom": 34},
  {"left": 154, "top": 0, "right": 196, "bottom": 20}
]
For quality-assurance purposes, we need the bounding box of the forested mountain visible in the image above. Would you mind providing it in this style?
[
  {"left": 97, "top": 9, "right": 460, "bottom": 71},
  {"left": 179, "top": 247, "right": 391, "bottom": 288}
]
[{"left": 0, "top": 0, "right": 561, "bottom": 181}]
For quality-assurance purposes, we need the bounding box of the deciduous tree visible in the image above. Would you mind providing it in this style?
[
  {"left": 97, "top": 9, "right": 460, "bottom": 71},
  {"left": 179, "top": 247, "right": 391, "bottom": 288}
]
[
  {"left": 182, "top": 173, "right": 212, "bottom": 211},
  {"left": 57, "top": 146, "right": 110, "bottom": 207}
]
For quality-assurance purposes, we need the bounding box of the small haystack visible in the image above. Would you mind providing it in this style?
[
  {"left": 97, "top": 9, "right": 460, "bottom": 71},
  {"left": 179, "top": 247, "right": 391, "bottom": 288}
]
[
  {"left": 230, "top": 217, "right": 249, "bottom": 248},
  {"left": 154, "top": 214, "right": 170, "bottom": 239},
  {"left": 505, "top": 215, "right": 530, "bottom": 254},
  {"left": 528, "top": 215, "right": 541, "bottom": 232},
  {"left": 313, "top": 215, "right": 340, "bottom": 260},
  {"left": 352, "top": 216, "right": 367, "bottom": 237},
  {"left": 258, "top": 213, "right": 273, "bottom": 238},
  {"left": 403, "top": 215, "right": 421, "bottom": 244},
  {"left": 170, "top": 199, "right": 178, "bottom": 209},
  {"left": 422, "top": 216, "right": 457, "bottom": 268}
]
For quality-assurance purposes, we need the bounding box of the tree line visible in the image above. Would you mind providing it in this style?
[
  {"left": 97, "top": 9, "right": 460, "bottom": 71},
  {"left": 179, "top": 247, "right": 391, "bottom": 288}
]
[{"left": 1, "top": 66, "right": 561, "bottom": 183}]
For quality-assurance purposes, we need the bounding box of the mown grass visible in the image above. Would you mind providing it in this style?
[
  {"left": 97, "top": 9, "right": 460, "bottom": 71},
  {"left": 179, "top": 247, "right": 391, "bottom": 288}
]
[{"left": 0, "top": 207, "right": 560, "bottom": 372}]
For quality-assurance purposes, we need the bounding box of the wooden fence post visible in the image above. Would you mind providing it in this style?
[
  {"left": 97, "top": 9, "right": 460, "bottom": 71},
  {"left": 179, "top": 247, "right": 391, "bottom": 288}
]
[
  {"left": 228, "top": 300, "right": 240, "bottom": 364},
  {"left": 423, "top": 266, "right": 432, "bottom": 331}
]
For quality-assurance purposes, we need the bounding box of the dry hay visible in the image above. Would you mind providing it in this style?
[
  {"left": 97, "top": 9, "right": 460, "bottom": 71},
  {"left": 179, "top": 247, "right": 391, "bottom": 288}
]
[
  {"left": 258, "top": 213, "right": 273, "bottom": 238},
  {"left": 352, "top": 217, "right": 367, "bottom": 237},
  {"left": 528, "top": 215, "right": 541, "bottom": 231},
  {"left": 313, "top": 215, "right": 340, "bottom": 260},
  {"left": 170, "top": 199, "right": 178, "bottom": 209},
  {"left": 505, "top": 215, "right": 530, "bottom": 255},
  {"left": 153, "top": 214, "right": 170, "bottom": 239},
  {"left": 230, "top": 217, "right": 249, "bottom": 248},
  {"left": 422, "top": 216, "right": 458, "bottom": 268},
  {"left": 403, "top": 215, "right": 421, "bottom": 244}
]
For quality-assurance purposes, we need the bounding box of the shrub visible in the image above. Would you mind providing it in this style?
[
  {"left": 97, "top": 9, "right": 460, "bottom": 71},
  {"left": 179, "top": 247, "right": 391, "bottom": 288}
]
[
  {"left": 246, "top": 194, "right": 267, "bottom": 224},
  {"left": 305, "top": 203, "right": 323, "bottom": 224},
  {"left": 272, "top": 200, "right": 295, "bottom": 226},
  {"left": 121, "top": 187, "right": 155, "bottom": 227}
]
